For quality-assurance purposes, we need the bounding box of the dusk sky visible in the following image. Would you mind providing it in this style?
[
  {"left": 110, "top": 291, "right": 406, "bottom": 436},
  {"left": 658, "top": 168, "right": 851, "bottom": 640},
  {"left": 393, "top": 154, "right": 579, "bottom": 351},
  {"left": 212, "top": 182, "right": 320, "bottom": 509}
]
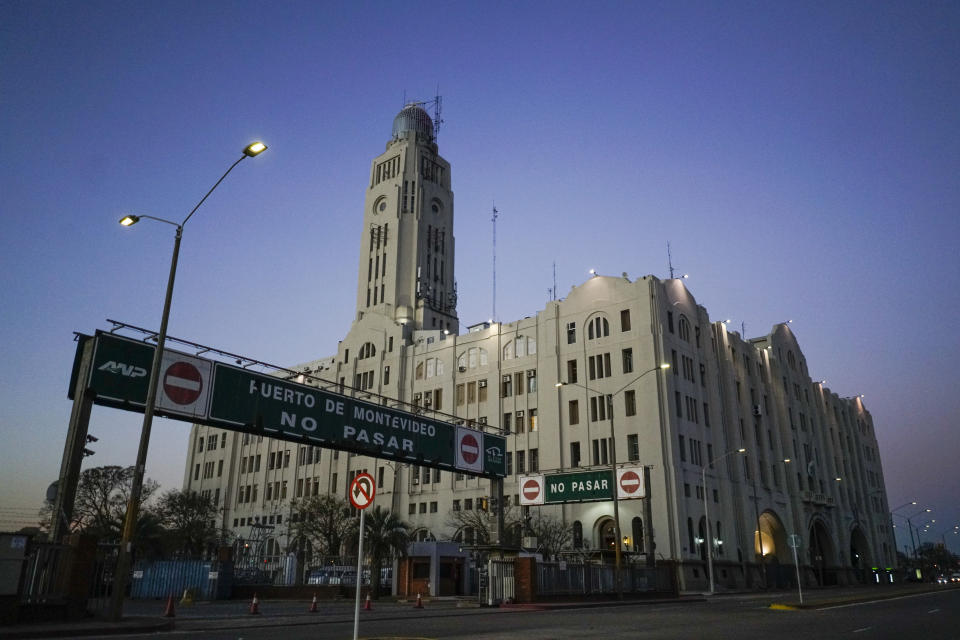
[{"left": 2, "top": 1, "right": 958, "bottom": 555}]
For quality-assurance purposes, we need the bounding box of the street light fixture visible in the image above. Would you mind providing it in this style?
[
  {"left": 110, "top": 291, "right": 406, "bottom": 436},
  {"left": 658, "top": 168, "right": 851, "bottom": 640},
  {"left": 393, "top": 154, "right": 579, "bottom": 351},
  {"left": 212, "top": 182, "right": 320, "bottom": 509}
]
[
  {"left": 703, "top": 448, "right": 746, "bottom": 594},
  {"left": 109, "top": 141, "right": 267, "bottom": 620},
  {"left": 556, "top": 362, "right": 669, "bottom": 599}
]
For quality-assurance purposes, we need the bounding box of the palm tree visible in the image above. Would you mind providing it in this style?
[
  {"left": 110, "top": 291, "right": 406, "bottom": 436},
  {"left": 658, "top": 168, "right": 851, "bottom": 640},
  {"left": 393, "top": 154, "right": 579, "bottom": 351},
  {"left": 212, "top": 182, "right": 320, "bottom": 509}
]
[{"left": 360, "top": 506, "right": 410, "bottom": 598}]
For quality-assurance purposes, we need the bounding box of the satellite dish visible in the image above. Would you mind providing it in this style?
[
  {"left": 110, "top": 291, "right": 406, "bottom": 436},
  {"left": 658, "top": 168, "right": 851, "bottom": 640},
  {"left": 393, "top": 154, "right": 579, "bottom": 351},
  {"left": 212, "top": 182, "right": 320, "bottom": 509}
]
[{"left": 46, "top": 481, "right": 59, "bottom": 503}]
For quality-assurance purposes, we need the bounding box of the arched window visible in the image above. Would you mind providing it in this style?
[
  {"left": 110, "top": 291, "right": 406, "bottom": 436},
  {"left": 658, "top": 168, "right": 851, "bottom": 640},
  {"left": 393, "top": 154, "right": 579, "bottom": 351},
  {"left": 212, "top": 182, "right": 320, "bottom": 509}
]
[
  {"left": 415, "top": 362, "right": 424, "bottom": 379},
  {"left": 515, "top": 336, "right": 526, "bottom": 358},
  {"left": 678, "top": 315, "right": 691, "bottom": 342},
  {"left": 588, "top": 316, "right": 610, "bottom": 340},
  {"left": 573, "top": 521, "right": 583, "bottom": 549},
  {"left": 479, "top": 348, "right": 488, "bottom": 366},
  {"left": 503, "top": 341, "right": 514, "bottom": 360},
  {"left": 359, "top": 342, "right": 377, "bottom": 359},
  {"left": 528, "top": 336, "right": 537, "bottom": 355},
  {"left": 631, "top": 517, "right": 644, "bottom": 553},
  {"left": 457, "top": 352, "right": 466, "bottom": 369}
]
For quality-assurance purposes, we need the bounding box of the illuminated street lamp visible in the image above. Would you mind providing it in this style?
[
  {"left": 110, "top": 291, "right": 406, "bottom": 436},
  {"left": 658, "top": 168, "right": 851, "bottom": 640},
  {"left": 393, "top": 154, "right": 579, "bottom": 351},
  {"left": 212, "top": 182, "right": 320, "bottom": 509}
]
[
  {"left": 556, "top": 362, "right": 669, "bottom": 599},
  {"left": 109, "top": 141, "right": 267, "bottom": 620},
  {"left": 703, "top": 448, "right": 746, "bottom": 594}
]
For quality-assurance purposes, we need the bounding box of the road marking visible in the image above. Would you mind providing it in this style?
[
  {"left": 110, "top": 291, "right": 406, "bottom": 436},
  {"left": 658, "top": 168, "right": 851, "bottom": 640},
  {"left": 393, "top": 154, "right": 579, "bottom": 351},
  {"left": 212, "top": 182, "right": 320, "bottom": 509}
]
[
  {"left": 928, "top": 608, "right": 940, "bottom": 613},
  {"left": 852, "top": 627, "right": 871, "bottom": 633}
]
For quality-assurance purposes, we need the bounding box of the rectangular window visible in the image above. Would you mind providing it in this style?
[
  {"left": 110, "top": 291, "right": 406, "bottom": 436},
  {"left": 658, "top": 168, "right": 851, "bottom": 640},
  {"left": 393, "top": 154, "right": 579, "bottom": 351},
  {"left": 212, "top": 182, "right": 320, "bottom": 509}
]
[
  {"left": 433, "top": 388, "right": 442, "bottom": 411},
  {"left": 620, "top": 309, "right": 631, "bottom": 332},
  {"left": 622, "top": 348, "right": 633, "bottom": 374},
  {"left": 679, "top": 435, "right": 686, "bottom": 462},
  {"left": 194, "top": 464, "right": 200, "bottom": 480},
  {"left": 515, "top": 410, "right": 525, "bottom": 433},
  {"left": 465, "top": 498, "right": 473, "bottom": 511},
  {"left": 506, "top": 451, "right": 513, "bottom": 475},
  {"left": 625, "top": 390, "right": 636, "bottom": 417},
  {"left": 567, "top": 359, "right": 578, "bottom": 384},
  {"left": 217, "top": 460, "right": 223, "bottom": 477},
  {"left": 515, "top": 371, "right": 524, "bottom": 395},
  {"left": 567, "top": 322, "right": 576, "bottom": 344},
  {"left": 667, "top": 311, "right": 674, "bottom": 333},
  {"left": 703, "top": 403, "right": 711, "bottom": 427},
  {"left": 467, "top": 381, "right": 477, "bottom": 403},
  {"left": 592, "top": 438, "right": 609, "bottom": 465},
  {"left": 627, "top": 434, "right": 639, "bottom": 461},
  {"left": 570, "top": 441, "right": 581, "bottom": 467},
  {"left": 529, "top": 448, "right": 539, "bottom": 472},
  {"left": 675, "top": 391, "right": 682, "bottom": 417},
  {"left": 478, "top": 379, "right": 488, "bottom": 402},
  {"left": 456, "top": 384, "right": 465, "bottom": 406},
  {"left": 409, "top": 504, "right": 416, "bottom": 515},
  {"left": 516, "top": 451, "right": 526, "bottom": 474},
  {"left": 529, "top": 408, "right": 538, "bottom": 432},
  {"left": 221, "top": 433, "right": 226, "bottom": 448},
  {"left": 503, "top": 412, "right": 512, "bottom": 433},
  {"left": 383, "top": 365, "right": 390, "bottom": 385},
  {"left": 430, "top": 501, "right": 438, "bottom": 513},
  {"left": 527, "top": 369, "right": 537, "bottom": 392},
  {"left": 501, "top": 374, "right": 512, "bottom": 397},
  {"left": 568, "top": 400, "right": 579, "bottom": 425}
]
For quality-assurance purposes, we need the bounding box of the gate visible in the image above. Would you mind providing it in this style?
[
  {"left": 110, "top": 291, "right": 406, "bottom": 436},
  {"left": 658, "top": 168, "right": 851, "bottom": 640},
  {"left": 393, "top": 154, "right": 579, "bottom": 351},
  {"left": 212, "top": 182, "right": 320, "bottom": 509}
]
[{"left": 487, "top": 558, "right": 514, "bottom": 605}]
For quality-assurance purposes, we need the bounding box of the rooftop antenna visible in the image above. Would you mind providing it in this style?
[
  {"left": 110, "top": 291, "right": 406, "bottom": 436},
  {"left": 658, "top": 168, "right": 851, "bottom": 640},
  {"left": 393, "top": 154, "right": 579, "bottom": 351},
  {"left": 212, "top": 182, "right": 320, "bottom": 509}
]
[
  {"left": 667, "top": 242, "right": 675, "bottom": 279},
  {"left": 552, "top": 262, "right": 557, "bottom": 301},
  {"left": 492, "top": 203, "right": 499, "bottom": 321},
  {"left": 432, "top": 89, "right": 444, "bottom": 140}
]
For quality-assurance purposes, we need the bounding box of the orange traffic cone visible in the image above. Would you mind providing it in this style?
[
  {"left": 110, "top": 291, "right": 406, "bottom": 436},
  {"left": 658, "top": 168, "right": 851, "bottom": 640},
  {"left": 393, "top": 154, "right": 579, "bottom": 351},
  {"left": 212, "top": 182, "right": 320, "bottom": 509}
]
[
  {"left": 249, "top": 593, "right": 261, "bottom": 615},
  {"left": 309, "top": 593, "right": 318, "bottom": 613},
  {"left": 163, "top": 593, "right": 176, "bottom": 618},
  {"left": 363, "top": 593, "right": 372, "bottom": 610},
  {"left": 414, "top": 592, "right": 424, "bottom": 608}
]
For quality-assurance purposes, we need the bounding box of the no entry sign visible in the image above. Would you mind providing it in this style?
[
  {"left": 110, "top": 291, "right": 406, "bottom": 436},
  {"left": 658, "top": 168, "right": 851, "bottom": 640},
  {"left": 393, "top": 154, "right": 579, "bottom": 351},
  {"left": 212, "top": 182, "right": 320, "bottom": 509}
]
[
  {"left": 349, "top": 473, "right": 376, "bottom": 510},
  {"left": 455, "top": 427, "right": 483, "bottom": 473},
  {"left": 616, "top": 465, "right": 645, "bottom": 499},
  {"left": 163, "top": 361, "right": 203, "bottom": 405},
  {"left": 155, "top": 350, "right": 212, "bottom": 420},
  {"left": 519, "top": 475, "right": 545, "bottom": 505}
]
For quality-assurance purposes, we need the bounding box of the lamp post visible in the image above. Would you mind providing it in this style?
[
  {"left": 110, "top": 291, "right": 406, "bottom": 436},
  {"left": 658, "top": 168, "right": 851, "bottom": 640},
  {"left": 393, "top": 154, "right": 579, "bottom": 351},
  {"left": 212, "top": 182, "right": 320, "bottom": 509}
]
[
  {"left": 109, "top": 142, "right": 267, "bottom": 620},
  {"left": 556, "top": 362, "right": 669, "bottom": 599},
  {"left": 702, "top": 447, "right": 746, "bottom": 594}
]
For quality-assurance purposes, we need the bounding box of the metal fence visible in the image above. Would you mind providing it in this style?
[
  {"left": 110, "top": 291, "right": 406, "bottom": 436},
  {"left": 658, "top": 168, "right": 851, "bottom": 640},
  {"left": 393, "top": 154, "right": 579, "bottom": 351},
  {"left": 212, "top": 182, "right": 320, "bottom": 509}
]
[
  {"left": 536, "top": 561, "right": 667, "bottom": 597},
  {"left": 488, "top": 558, "right": 515, "bottom": 604},
  {"left": 19, "top": 543, "right": 71, "bottom": 605}
]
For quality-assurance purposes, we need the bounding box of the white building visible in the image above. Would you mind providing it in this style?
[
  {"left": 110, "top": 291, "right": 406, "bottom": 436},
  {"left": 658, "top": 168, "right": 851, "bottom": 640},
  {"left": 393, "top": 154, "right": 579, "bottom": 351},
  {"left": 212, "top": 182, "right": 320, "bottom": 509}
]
[{"left": 183, "top": 103, "right": 894, "bottom": 590}]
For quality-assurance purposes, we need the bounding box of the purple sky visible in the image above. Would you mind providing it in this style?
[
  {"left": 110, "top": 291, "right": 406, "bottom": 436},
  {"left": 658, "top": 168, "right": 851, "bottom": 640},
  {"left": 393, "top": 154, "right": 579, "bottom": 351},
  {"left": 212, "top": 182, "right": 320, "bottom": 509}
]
[{"left": 2, "top": 1, "right": 958, "bottom": 554}]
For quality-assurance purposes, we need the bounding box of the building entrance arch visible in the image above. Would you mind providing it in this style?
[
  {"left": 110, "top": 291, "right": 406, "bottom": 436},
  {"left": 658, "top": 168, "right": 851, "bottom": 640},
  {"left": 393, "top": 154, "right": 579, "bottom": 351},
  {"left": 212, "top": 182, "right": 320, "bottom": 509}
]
[
  {"left": 755, "top": 510, "right": 789, "bottom": 587},
  {"left": 808, "top": 517, "right": 837, "bottom": 586},
  {"left": 849, "top": 525, "right": 872, "bottom": 582}
]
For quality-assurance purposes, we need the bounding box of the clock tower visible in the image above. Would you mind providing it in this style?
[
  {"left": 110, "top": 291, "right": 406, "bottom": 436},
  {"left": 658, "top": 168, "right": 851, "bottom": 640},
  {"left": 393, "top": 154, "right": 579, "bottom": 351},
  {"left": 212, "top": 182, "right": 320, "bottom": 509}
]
[{"left": 355, "top": 103, "right": 458, "bottom": 333}]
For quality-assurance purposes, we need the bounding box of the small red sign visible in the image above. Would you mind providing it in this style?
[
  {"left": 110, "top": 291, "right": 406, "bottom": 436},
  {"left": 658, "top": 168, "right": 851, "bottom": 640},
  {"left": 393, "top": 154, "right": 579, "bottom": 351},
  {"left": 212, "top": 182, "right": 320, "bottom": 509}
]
[
  {"left": 163, "top": 361, "right": 203, "bottom": 405},
  {"left": 619, "top": 470, "right": 642, "bottom": 494},
  {"left": 523, "top": 479, "right": 541, "bottom": 501},
  {"left": 460, "top": 433, "right": 480, "bottom": 464},
  {"left": 349, "top": 473, "right": 376, "bottom": 510}
]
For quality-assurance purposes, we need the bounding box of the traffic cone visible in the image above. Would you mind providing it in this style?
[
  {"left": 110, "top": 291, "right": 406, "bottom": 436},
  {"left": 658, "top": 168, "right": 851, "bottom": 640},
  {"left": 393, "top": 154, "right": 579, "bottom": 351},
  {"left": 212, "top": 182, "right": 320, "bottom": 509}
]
[
  {"left": 249, "top": 593, "right": 261, "bottom": 615},
  {"left": 363, "top": 593, "right": 372, "bottom": 610},
  {"left": 309, "top": 593, "right": 318, "bottom": 613},
  {"left": 162, "top": 593, "right": 175, "bottom": 618},
  {"left": 414, "top": 592, "right": 424, "bottom": 609}
]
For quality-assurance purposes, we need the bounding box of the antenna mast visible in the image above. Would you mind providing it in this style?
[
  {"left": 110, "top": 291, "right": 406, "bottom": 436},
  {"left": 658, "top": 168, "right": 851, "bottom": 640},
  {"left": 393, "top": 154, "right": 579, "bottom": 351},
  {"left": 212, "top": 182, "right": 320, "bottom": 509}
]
[
  {"left": 492, "top": 204, "right": 499, "bottom": 321},
  {"left": 667, "top": 242, "right": 675, "bottom": 279}
]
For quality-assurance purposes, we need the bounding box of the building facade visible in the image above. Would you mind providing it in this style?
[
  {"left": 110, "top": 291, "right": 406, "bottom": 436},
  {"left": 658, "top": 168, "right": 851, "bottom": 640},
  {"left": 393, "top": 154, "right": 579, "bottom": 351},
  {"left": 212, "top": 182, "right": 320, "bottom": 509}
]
[{"left": 182, "top": 104, "right": 894, "bottom": 590}]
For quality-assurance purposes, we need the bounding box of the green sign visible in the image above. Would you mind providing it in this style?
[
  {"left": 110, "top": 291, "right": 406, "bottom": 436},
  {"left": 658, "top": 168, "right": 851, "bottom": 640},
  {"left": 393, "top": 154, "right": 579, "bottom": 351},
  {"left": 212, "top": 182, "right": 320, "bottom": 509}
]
[
  {"left": 545, "top": 469, "right": 613, "bottom": 503},
  {"left": 71, "top": 331, "right": 506, "bottom": 477}
]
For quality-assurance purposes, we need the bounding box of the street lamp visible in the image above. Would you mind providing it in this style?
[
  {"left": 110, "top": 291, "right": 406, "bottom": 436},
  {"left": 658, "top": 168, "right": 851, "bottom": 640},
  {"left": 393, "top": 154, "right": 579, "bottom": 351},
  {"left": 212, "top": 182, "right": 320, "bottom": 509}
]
[
  {"left": 109, "top": 141, "right": 267, "bottom": 620},
  {"left": 556, "top": 362, "right": 669, "bottom": 599},
  {"left": 702, "top": 447, "right": 746, "bottom": 594}
]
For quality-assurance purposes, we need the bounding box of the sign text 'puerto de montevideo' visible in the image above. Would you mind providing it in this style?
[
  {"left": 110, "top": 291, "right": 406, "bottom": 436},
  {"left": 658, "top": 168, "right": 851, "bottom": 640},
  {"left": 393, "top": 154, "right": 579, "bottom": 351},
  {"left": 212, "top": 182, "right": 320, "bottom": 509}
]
[{"left": 70, "top": 331, "right": 506, "bottom": 478}]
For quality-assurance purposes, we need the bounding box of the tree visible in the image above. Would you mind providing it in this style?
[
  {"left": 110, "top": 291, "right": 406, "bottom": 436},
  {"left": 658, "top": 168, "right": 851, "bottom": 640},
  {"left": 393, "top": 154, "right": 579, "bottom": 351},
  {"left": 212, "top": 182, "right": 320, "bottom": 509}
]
[
  {"left": 155, "top": 489, "right": 221, "bottom": 557},
  {"left": 527, "top": 512, "right": 573, "bottom": 560},
  {"left": 41, "top": 465, "right": 159, "bottom": 544},
  {"left": 289, "top": 494, "right": 354, "bottom": 561},
  {"left": 445, "top": 503, "right": 523, "bottom": 546},
  {"left": 355, "top": 506, "right": 410, "bottom": 599}
]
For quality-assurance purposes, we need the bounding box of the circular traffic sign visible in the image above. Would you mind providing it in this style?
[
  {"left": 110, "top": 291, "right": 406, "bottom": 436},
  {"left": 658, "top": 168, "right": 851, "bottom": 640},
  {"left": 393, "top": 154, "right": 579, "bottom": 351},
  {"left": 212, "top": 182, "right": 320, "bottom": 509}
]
[
  {"left": 163, "top": 361, "right": 203, "bottom": 405},
  {"left": 460, "top": 433, "right": 480, "bottom": 464},
  {"left": 349, "top": 472, "right": 376, "bottom": 510},
  {"left": 619, "top": 470, "right": 642, "bottom": 495},
  {"left": 522, "top": 478, "right": 541, "bottom": 501}
]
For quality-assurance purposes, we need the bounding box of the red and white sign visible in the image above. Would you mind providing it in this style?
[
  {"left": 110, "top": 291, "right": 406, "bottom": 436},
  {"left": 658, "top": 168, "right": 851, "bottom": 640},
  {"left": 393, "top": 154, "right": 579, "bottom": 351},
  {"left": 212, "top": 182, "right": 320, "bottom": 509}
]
[
  {"left": 349, "top": 472, "right": 376, "bottom": 510},
  {"left": 455, "top": 427, "right": 483, "bottom": 473},
  {"left": 518, "top": 475, "right": 545, "bottom": 506},
  {"left": 155, "top": 350, "right": 212, "bottom": 419},
  {"left": 617, "top": 465, "right": 645, "bottom": 499}
]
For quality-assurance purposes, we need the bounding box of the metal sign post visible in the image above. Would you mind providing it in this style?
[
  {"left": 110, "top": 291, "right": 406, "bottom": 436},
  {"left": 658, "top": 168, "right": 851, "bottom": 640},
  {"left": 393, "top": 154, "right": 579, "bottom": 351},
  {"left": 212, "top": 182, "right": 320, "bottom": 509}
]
[
  {"left": 788, "top": 534, "right": 803, "bottom": 605},
  {"left": 349, "top": 473, "right": 375, "bottom": 640}
]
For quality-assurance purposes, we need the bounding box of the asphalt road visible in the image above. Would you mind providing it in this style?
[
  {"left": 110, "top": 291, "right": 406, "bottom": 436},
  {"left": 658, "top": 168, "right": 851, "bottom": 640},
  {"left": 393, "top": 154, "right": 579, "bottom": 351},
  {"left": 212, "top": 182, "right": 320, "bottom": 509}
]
[{"left": 59, "top": 588, "right": 960, "bottom": 640}]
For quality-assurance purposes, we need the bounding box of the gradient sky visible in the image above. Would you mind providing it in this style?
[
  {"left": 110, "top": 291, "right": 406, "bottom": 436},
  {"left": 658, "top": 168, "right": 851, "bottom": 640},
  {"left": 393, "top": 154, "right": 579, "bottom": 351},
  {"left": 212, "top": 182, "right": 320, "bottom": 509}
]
[{"left": 2, "top": 1, "right": 958, "bottom": 555}]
